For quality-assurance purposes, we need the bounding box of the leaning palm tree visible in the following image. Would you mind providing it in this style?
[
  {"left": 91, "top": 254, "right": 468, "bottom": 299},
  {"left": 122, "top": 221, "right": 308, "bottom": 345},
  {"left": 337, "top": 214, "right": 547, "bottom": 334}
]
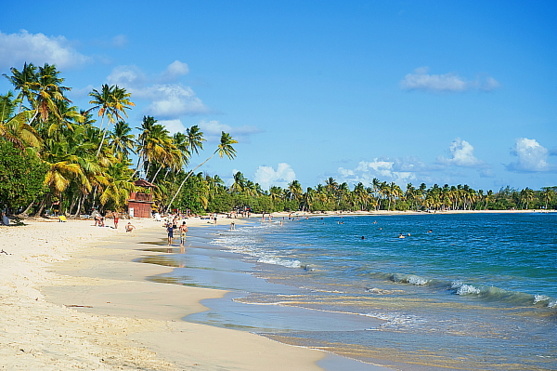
[{"left": 166, "top": 131, "right": 237, "bottom": 213}]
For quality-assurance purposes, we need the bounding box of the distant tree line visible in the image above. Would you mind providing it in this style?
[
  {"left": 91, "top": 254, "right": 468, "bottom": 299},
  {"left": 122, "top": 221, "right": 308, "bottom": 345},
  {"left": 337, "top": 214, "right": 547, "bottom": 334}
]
[
  {"left": 176, "top": 174, "right": 556, "bottom": 214},
  {"left": 1, "top": 63, "right": 555, "bottom": 217}
]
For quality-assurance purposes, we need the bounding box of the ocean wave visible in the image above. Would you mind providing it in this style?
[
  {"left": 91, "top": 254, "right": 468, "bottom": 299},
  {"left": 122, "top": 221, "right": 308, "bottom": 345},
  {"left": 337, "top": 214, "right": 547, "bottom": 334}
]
[
  {"left": 450, "top": 281, "right": 557, "bottom": 308},
  {"left": 389, "top": 273, "right": 430, "bottom": 286},
  {"left": 365, "top": 312, "right": 427, "bottom": 329},
  {"left": 257, "top": 256, "right": 302, "bottom": 269}
]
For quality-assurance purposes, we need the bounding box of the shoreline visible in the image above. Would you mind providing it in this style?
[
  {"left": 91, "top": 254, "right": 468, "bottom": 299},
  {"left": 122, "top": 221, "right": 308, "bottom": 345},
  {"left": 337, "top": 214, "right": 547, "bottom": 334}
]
[
  {"left": 1, "top": 209, "right": 553, "bottom": 369},
  {"left": 0, "top": 217, "right": 325, "bottom": 370}
]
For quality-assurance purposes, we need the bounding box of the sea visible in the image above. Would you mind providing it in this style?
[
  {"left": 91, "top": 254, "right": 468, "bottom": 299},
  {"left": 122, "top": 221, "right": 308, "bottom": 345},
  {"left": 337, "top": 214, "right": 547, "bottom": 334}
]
[{"left": 142, "top": 212, "right": 557, "bottom": 370}]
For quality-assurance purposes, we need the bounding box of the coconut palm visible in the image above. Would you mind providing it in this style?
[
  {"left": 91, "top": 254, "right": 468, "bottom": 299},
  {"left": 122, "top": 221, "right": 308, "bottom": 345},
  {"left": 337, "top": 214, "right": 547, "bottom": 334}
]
[
  {"left": 30, "top": 64, "right": 71, "bottom": 125},
  {"left": 166, "top": 131, "right": 237, "bottom": 212},
  {"left": 3, "top": 63, "right": 38, "bottom": 113},
  {"left": 89, "top": 84, "right": 135, "bottom": 156},
  {"left": 109, "top": 121, "right": 136, "bottom": 159}
]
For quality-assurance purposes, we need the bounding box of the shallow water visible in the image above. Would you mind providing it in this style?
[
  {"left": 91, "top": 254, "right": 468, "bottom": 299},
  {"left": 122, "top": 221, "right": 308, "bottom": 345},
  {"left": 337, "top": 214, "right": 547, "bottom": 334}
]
[{"left": 144, "top": 213, "right": 557, "bottom": 370}]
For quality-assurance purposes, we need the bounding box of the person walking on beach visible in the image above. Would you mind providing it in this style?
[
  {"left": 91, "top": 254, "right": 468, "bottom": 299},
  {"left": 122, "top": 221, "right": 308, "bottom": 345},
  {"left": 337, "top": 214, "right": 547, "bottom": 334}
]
[
  {"left": 167, "top": 223, "right": 175, "bottom": 245},
  {"left": 179, "top": 221, "right": 188, "bottom": 247},
  {"left": 113, "top": 212, "right": 119, "bottom": 229}
]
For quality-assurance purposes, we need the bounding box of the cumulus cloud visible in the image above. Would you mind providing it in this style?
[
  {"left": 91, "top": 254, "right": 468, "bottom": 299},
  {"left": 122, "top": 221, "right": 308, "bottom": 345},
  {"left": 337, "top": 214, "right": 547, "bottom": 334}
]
[
  {"left": 105, "top": 62, "right": 208, "bottom": 118},
  {"left": 507, "top": 138, "right": 551, "bottom": 172},
  {"left": 145, "top": 84, "right": 207, "bottom": 117},
  {"left": 198, "top": 119, "right": 261, "bottom": 143},
  {"left": 254, "top": 163, "right": 297, "bottom": 190},
  {"left": 401, "top": 67, "right": 499, "bottom": 92},
  {"left": 107, "top": 65, "right": 147, "bottom": 86},
  {"left": 338, "top": 158, "right": 420, "bottom": 185},
  {"left": 157, "top": 119, "right": 186, "bottom": 134},
  {"left": 0, "top": 30, "right": 89, "bottom": 69},
  {"left": 160, "top": 60, "right": 189, "bottom": 82},
  {"left": 438, "top": 138, "right": 482, "bottom": 167}
]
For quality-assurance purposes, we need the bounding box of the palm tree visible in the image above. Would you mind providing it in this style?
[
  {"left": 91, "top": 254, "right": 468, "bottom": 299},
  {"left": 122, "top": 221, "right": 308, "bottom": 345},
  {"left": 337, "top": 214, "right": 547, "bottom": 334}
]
[
  {"left": 185, "top": 125, "right": 205, "bottom": 155},
  {"left": 287, "top": 180, "right": 303, "bottom": 202},
  {"left": 3, "top": 63, "right": 38, "bottom": 113},
  {"left": 166, "top": 131, "right": 237, "bottom": 212},
  {"left": 30, "top": 64, "right": 71, "bottom": 126},
  {"left": 540, "top": 187, "right": 555, "bottom": 210},
  {"left": 520, "top": 188, "right": 536, "bottom": 209},
  {"left": 99, "top": 158, "right": 136, "bottom": 211},
  {"left": 109, "top": 121, "right": 136, "bottom": 159},
  {"left": 89, "top": 84, "right": 135, "bottom": 156}
]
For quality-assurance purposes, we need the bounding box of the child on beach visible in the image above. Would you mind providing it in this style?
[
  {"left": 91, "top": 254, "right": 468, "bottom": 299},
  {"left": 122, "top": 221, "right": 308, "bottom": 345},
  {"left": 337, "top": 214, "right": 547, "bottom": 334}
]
[{"left": 125, "top": 222, "right": 135, "bottom": 232}]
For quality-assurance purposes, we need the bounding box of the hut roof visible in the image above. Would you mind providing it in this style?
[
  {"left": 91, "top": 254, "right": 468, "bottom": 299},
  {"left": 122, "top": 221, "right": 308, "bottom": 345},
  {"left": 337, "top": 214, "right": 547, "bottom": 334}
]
[{"left": 134, "top": 179, "right": 156, "bottom": 188}]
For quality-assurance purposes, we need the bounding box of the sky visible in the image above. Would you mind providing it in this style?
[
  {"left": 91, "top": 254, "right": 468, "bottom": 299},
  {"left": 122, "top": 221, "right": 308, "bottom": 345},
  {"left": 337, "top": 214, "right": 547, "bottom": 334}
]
[{"left": 1, "top": 1, "right": 556, "bottom": 192}]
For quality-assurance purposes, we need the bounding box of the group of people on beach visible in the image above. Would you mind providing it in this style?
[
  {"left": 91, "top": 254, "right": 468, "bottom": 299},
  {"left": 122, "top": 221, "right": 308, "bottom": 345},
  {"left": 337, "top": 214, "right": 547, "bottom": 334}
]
[
  {"left": 164, "top": 214, "right": 188, "bottom": 247},
  {"left": 90, "top": 209, "right": 135, "bottom": 232}
]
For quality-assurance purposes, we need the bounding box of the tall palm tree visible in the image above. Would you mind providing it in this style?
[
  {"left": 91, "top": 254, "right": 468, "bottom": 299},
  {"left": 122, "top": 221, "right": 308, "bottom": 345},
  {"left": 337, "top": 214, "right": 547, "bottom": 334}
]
[
  {"left": 109, "top": 121, "right": 136, "bottom": 159},
  {"left": 3, "top": 63, "right": 38, "bottom": 113},
  {"left": 30, "top": 64, "right": 71, "bottom": 125},
  {"left": 166, "top": 131, "right": 237, "bottom": 212},
  {"left": 287, "top": 180, "right": 303, "bottom": 202},
  {"left": 185, "top": 125, "right": 205, "bottom": 155},
  {"left": 89, "top": 84, "right": 135, "bottom": 156}
]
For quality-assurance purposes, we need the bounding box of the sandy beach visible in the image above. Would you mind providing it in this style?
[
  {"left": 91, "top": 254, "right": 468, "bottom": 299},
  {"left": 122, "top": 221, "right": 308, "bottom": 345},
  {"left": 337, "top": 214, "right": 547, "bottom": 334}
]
[
  {"left": 2, "top": 209, "right": 552, "bottom": 370},
  {"left": 0, "top": 216, "right": 326, "bottom": 370}
]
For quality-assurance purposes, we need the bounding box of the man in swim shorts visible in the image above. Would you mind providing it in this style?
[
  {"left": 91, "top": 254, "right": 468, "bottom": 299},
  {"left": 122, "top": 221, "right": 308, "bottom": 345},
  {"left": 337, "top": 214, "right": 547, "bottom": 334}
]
[
  {"left": 179, "top": 221, "right": 188, "bottom": 247},
  {"left": 167, "top": 223, "right": 175, "bottom": 245}
]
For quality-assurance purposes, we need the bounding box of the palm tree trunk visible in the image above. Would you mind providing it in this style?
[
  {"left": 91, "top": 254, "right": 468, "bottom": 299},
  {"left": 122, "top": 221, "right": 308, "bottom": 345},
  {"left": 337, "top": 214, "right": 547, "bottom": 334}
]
[
  {"left": 150, "top": 164, "right": 164, "bottom": 184},
  {"left": 18, "top": 200, "right": 36, "bottom": 217},
  {"left": 96, "top": 129, "right": 107, "bottom": 156},
  {"left": 165, "top": 153, "right": 215, "bottom": 213}
]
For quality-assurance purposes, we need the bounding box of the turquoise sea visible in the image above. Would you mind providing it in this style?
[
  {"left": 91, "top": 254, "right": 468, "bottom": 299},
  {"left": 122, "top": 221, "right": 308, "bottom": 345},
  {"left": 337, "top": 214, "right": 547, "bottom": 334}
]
[{"left": 145, "top": 213, "right": 557, "bottom": 370}]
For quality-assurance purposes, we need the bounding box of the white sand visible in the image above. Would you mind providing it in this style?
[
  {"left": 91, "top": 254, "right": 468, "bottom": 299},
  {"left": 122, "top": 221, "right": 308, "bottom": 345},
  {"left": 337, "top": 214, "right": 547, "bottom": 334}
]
[{"left": 0, "top": 217, "right": 324, "bottom": 370}]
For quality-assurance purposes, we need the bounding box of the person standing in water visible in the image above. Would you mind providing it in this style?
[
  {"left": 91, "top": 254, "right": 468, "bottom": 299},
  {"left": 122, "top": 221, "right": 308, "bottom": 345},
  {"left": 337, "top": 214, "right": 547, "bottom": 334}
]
[
  {"left": 179, "top": 221, "right": 188, "bottom": 247},
  {"left": 167, "top": 223, "right": 175, "bottom": 245}
]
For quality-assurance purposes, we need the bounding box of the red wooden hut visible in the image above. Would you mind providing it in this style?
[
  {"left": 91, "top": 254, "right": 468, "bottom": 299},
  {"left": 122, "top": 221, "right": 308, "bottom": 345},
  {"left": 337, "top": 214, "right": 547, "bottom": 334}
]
[{"left": 127, "top": 179, "right": 156, "bottom": 218}]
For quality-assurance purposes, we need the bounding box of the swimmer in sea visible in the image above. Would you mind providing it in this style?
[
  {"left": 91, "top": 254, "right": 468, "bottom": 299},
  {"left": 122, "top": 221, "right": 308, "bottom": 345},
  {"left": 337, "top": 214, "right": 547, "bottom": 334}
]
[{"left": 398, "top": 233, "right": 406, "bottom": 239}]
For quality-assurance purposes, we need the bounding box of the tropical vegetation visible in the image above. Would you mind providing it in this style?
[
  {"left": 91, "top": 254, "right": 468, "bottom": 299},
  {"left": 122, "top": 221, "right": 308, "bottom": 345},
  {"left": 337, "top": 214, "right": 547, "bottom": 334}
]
[{"left": 0, "top": 63, "right": 555, "bottom": 217}]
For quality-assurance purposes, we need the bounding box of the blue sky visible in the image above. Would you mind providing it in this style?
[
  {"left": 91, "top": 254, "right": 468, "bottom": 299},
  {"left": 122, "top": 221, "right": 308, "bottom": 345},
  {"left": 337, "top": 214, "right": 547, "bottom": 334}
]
[{"left": 1, "top": 1, "right": 556, "bottom": 191}]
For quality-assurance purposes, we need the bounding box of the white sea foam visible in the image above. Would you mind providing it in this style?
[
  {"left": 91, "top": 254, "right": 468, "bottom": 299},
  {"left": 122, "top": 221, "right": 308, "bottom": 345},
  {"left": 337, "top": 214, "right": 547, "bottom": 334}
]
[
  {"left": 365, "top": 312, "right": 426, "bottom": 329},
  {"left": 534, "top": 295, "right": 550, "bottom": 304},
  {"left": 257, "top": 256, "right": 302, "bottom": 268},
  {"left": 406, "top": 275, "right": 429, "bottom": 286},
  {"left": 451, "top": 281, "right": 481, "bottom": 295}
]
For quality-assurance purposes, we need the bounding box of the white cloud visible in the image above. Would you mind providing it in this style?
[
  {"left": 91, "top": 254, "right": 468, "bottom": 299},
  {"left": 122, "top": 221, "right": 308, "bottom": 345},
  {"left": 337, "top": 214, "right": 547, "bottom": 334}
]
[
  {"left": 338, "top": 158, "right": 419, "bottom": 185},
  {"left": 160, "top": 60, "right": 189, "bottom": 82},
  {"left": 158, "top": 119, "right": 186, "bottom": 134},
  {"left": 401, "top": 67, "right": 499, "bottom": 92},
  {"left": 105, "top": 63, "right": 208, "bottom": 118},
  {"left": 107, "top": 65, "right": 147, "bottom": 86},
  {"left": 507, "top": 138, "right": 550, "bottom": 172},
  {"left": 438, "top": 138, "right": 482, "bottom": 167},
  {"left": 0, "top": 30, "right": 89, "bottom": 69},
  {"left": 146, "top": 84, "right": 207, "bottom": 117},
  {"left": 198, "top": 119, "right": 261, "bottom": 143},
  {"left": 254, "top": 163, "right": 297, "bottom": 190}
]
